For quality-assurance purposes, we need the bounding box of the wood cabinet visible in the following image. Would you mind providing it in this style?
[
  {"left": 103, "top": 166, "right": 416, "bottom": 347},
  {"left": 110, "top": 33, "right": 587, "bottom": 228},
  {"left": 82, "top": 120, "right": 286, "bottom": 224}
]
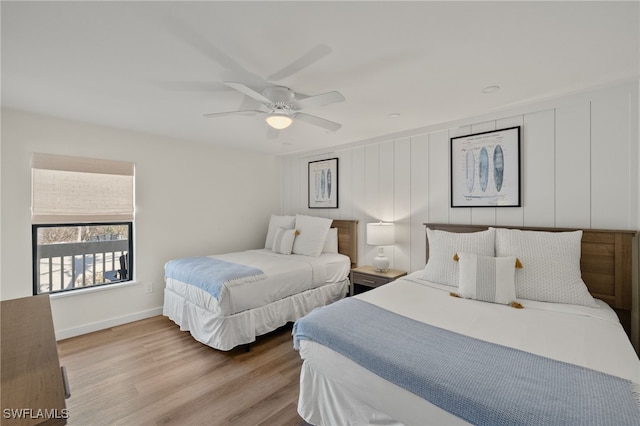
[
  {"left": 1, "top": 295, "right": 68, "bottom": 425},
  {"left": 350, "top": 265, "right": 407, "bottom": 296}
]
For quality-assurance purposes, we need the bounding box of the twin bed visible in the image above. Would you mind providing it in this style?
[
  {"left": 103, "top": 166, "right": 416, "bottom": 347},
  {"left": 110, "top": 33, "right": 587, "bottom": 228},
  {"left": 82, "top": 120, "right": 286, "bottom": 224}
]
[
  {"left": 294, "top": 223, "right": 640, "bottom": 425},
  {"left": 163, "top": 215, "right": 357, "bottom": 351}
]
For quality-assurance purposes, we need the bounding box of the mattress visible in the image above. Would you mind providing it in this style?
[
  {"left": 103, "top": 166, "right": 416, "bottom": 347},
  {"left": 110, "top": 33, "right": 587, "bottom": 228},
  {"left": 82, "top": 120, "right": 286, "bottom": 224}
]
[
  {"left": 165, "top": 249, "right": 350, "bottom": 316},
  {"left": 297, "top": 272, "right": 640, "bottom": 425}
]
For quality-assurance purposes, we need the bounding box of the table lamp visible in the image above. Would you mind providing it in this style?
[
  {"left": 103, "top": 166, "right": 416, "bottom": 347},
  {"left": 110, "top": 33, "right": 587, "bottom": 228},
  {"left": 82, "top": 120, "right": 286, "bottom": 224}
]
[{"left": 367, "top": 222, "right": 395, "bottom": 272}]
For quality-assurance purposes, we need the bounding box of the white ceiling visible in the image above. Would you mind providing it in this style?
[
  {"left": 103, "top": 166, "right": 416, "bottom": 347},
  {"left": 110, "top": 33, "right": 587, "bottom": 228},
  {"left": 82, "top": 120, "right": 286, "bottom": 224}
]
[{"left": 2, "top": 1, "right": 638, "bottom": 155}]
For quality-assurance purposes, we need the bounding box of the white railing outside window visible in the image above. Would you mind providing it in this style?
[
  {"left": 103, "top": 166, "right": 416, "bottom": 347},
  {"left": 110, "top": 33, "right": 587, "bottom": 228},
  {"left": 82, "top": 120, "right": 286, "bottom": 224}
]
[{"left": 33, "top": 223, "right": 133, "bottom": 295}]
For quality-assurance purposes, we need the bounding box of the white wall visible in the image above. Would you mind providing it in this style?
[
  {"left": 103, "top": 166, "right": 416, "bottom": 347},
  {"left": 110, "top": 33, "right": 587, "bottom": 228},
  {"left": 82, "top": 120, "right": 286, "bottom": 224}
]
[
  {"left": 281, "top": 81, "right": 640, "bottom": 348},
  {"left": 1, "top": 109, "right": 282, "bottom": 339}
]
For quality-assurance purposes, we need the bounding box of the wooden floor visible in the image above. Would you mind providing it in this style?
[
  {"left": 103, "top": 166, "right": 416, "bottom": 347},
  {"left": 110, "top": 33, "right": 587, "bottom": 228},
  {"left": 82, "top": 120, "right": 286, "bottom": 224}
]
[{"left": 57, "top": 316, "right": 305, "bottom": 426}]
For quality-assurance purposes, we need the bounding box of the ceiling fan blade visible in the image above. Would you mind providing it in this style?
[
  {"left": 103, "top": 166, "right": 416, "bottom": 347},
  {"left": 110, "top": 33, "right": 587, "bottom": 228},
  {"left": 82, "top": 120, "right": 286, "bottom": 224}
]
[
  {"left": 238, "top": 95, "right": 264, "bottom": 111},
  {"left": 164, "top": 17, "right": 265, "bottom": 87},
  {"left": 224, "top": 82, "right": 272, "bottom": 105},
  {"left": 294, "top": 113, "right": 342, "bottom": 132},
  {"left": 266, "top": 126, "right": 280, "bottom": 140},
  {"left": 267, "top": 44, "right": 332, "bottom": 81},
  {"left": 294, "top": 91, "right": 345, "bottom": 110},
  {"left": 203, "top": 110, "right": 264, "bottom": 118}
]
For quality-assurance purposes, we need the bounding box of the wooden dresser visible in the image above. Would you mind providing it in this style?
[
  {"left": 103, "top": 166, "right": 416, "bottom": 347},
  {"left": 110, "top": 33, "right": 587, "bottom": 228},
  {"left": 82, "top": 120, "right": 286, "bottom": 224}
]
[{"left": 1, "top": 295, "right": 69, "bottom": 425}]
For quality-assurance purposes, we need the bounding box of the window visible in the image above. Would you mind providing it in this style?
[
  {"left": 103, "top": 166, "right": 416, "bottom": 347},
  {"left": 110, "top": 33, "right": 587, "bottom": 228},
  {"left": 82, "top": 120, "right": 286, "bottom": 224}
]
[
  {"left": 33, "top": 223, "right": 133, "bottom": 294},
  {"left": 31, "top": 153, "right": 134, "bottom": 295}
]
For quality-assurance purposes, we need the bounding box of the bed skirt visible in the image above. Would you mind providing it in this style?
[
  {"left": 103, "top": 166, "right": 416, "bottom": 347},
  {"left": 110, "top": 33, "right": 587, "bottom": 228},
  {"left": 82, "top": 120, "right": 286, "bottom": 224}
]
[
  {"left": 298, "top": 340, "right": 467, "bottom": 426},
  {"left": 163, "top": 279, "right": 348, "bottom": 351}
]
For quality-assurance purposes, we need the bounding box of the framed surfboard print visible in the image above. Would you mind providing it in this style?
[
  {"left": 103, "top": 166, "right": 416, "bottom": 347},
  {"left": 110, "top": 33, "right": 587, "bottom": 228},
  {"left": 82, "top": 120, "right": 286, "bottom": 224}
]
[
  {"left": 309, "top": 158, "right": 339, "bottom": 208},
  {"left": 450, "top": 126, "right": 521, "bottom": 207}
]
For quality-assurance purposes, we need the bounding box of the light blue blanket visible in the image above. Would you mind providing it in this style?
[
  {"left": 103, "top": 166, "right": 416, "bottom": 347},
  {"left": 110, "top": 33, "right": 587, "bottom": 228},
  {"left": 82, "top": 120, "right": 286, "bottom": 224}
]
[
  {"left": 293, "top": 297, "right": 640, "bottom": 426},
  {"left": 165, "top": 256, "right": 266, "bottom": 300}
]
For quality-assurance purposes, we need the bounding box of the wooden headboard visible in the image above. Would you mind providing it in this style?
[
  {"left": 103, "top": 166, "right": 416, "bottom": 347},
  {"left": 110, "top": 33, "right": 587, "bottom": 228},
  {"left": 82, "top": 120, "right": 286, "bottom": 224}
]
[
  {"left": 332, "top": 219, "right": 358, "bottom": 268},
  {"left": 424, "top": 223, "right": 636, "bottom": 337}
]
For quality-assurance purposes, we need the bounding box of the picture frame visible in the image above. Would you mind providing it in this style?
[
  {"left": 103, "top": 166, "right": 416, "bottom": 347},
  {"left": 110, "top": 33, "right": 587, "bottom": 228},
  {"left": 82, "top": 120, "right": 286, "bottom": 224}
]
[
  {"left": 308, "top": 158, "right": 338, "bottom": 209},
  {"left": 450, "top": 126, "right": 521, "bottom": 207}
]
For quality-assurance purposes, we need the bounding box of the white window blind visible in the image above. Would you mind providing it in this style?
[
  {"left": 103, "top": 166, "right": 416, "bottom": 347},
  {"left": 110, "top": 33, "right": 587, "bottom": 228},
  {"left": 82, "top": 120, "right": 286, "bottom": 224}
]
[{"left": 32, "top": 153, "right": 134, "bottom": 224}]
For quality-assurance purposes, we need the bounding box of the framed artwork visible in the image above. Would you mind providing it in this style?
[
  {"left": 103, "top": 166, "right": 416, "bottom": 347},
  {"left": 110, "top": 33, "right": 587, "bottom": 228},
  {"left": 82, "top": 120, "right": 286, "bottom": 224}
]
[
  {"left": 309, "top": 158, "right": 338, "bottom": 208},
  {"left": 451, "top": 126, "right": 521, "bottom": 207}
]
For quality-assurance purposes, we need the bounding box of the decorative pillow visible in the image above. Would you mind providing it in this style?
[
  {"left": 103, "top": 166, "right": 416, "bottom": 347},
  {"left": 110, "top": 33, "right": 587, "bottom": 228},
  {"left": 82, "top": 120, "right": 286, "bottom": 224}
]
[
  {"left": 264, "top": 214, "right": 296, "bottom": 249},
  {"left": 292, "top": 214, "right": 333, "bottom": 257},
  {"left": 322, "top": 227, "right": 338, "bottom": 253},
  {"left": 494, "top": 228, "right": 597, "bottom": 307},
  {"left": 271, "top": 228, "right": 298, "bottom": 255},
  {"left": 423, "top": 228, "right": 496, "bottom": 286},
  {"left": 455, "top": 252, "right": 518, "bottom": 305}
]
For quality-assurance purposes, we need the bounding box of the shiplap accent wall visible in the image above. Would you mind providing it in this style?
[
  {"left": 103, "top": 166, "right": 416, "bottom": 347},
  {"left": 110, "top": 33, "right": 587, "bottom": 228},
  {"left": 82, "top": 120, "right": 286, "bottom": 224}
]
[{"left": 281, "top": 82, "right": 639, "bottom": 274}]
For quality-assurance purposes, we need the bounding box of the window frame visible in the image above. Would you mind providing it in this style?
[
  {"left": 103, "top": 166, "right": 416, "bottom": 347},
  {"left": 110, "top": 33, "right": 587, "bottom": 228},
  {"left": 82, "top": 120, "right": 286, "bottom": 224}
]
[{"left": 32, "top": 221, "right": 134, "bottom": 295}]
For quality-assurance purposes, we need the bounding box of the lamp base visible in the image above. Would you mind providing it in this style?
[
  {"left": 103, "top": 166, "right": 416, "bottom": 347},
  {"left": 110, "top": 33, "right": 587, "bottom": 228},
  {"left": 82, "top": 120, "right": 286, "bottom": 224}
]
[{"left": 372, "top": 246, "right": 390, "bottom": 272}]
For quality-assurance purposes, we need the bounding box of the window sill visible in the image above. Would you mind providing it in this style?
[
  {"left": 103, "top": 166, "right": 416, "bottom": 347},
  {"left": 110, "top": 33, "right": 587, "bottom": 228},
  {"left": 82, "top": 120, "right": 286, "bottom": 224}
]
[{"left": 49, "top": 280, "right": 140, "bottom": 299}]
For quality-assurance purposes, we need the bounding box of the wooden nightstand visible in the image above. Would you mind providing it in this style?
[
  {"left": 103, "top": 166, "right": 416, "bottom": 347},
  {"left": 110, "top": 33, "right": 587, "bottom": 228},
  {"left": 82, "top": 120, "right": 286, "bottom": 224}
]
[{"left": 350, "top": 265, "right": 407, "bottom": 296}]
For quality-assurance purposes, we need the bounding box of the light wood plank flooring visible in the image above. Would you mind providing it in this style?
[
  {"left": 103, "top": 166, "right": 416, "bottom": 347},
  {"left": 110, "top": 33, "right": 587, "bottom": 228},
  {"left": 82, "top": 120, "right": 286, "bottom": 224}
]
[{"left": 57, "top": 316, "right": 304, "bottom": 426}]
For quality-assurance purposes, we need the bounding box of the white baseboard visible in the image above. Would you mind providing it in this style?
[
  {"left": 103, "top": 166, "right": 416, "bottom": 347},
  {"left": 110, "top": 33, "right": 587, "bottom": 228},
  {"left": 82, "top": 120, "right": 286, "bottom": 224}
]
[{"left": 55, "top": 307, "right": 164, "bottom": 341}]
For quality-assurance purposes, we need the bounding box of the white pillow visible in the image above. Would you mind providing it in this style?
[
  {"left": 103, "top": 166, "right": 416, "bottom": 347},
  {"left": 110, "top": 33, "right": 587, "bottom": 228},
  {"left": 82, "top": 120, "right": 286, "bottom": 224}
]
[
  {"left": 494, "top": 228, "right": 597, "bottom": 307},
  {"left": 292, "top": 214, "right": 332, "bottom": 257},
  {"left": 456, "top": 252, "right": 517, "bottom": 305},
  {"left": 264, "top": 214, "right": 296, "bottom": 249},
  {"left": 423, "top": 228, "right": 495, "bottom": 287},
  {"left": 271, "top": 228, "right": 297, "bottom": 255},
  {"left": 322, "top": 227, "right": 338, "bottom": 253}
]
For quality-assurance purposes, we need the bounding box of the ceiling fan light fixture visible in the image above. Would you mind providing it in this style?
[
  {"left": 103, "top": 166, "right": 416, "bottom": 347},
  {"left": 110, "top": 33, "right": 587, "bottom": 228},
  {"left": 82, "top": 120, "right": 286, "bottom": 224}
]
[{"left": 265, "top": 113, "right": 293, "bottom": 129}]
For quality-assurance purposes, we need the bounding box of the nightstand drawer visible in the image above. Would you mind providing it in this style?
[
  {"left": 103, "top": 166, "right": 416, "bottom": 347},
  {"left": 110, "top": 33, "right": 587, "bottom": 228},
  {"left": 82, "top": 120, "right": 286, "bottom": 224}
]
[
  {"left": 351, "top": 271, "right": 389, "bottom": 288},
  {"left": 349, "top": 266, "right": 407, "bottom": 296}
]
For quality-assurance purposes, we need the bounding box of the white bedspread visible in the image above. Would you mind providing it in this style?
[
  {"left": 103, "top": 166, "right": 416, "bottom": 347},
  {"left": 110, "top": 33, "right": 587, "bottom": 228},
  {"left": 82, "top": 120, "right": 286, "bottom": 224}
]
[
  {"left": 298, "top": 271, "right": 640, "bottom": 425},
  {"left": 165, "top": 249, "right": 350, "bottom": 316}
]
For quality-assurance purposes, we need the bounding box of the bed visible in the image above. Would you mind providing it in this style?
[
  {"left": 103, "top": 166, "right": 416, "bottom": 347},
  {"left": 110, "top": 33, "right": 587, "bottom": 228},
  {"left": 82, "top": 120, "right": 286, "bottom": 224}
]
[
  {"left": 294, "top": 223, "right": 640, "bottom": 425},
  {"left": 163, "top": 215, "right": 357, "bottom": 351}
]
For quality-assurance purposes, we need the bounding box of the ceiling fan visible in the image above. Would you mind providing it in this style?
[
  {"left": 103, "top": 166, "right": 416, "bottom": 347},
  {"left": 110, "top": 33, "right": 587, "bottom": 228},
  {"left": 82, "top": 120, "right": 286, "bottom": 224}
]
[
  {"left": 204, "top": 82, "right": 345, "bottom": 131},
  {"left": 162, "top": 18, "right": 344, "bottom": 131}
]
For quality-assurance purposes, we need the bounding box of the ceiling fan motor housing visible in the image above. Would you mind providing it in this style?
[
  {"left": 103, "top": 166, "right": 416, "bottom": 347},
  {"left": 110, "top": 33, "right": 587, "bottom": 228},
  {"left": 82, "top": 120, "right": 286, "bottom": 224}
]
[{"left": 263, "top": 86, "right": 296, "bottom": 111}]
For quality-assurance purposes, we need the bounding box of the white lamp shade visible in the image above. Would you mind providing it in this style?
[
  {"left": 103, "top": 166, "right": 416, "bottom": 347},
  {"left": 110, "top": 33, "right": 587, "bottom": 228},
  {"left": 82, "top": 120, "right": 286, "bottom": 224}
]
[
  {"left": 367, "top": 222, "right": 395, "bottom": 246},
  {"left": 265, "top": 114, "right": 293, "bottom": 129}
]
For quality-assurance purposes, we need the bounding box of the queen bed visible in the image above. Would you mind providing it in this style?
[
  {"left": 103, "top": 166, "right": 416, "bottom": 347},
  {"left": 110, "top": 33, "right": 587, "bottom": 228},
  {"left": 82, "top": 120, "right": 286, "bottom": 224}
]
[
  {"left": 163, "top": 215, "right": 357, "bottom": 351},
  {"left": 294, "top": 223, "right": 640, "bottom": 425}
]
